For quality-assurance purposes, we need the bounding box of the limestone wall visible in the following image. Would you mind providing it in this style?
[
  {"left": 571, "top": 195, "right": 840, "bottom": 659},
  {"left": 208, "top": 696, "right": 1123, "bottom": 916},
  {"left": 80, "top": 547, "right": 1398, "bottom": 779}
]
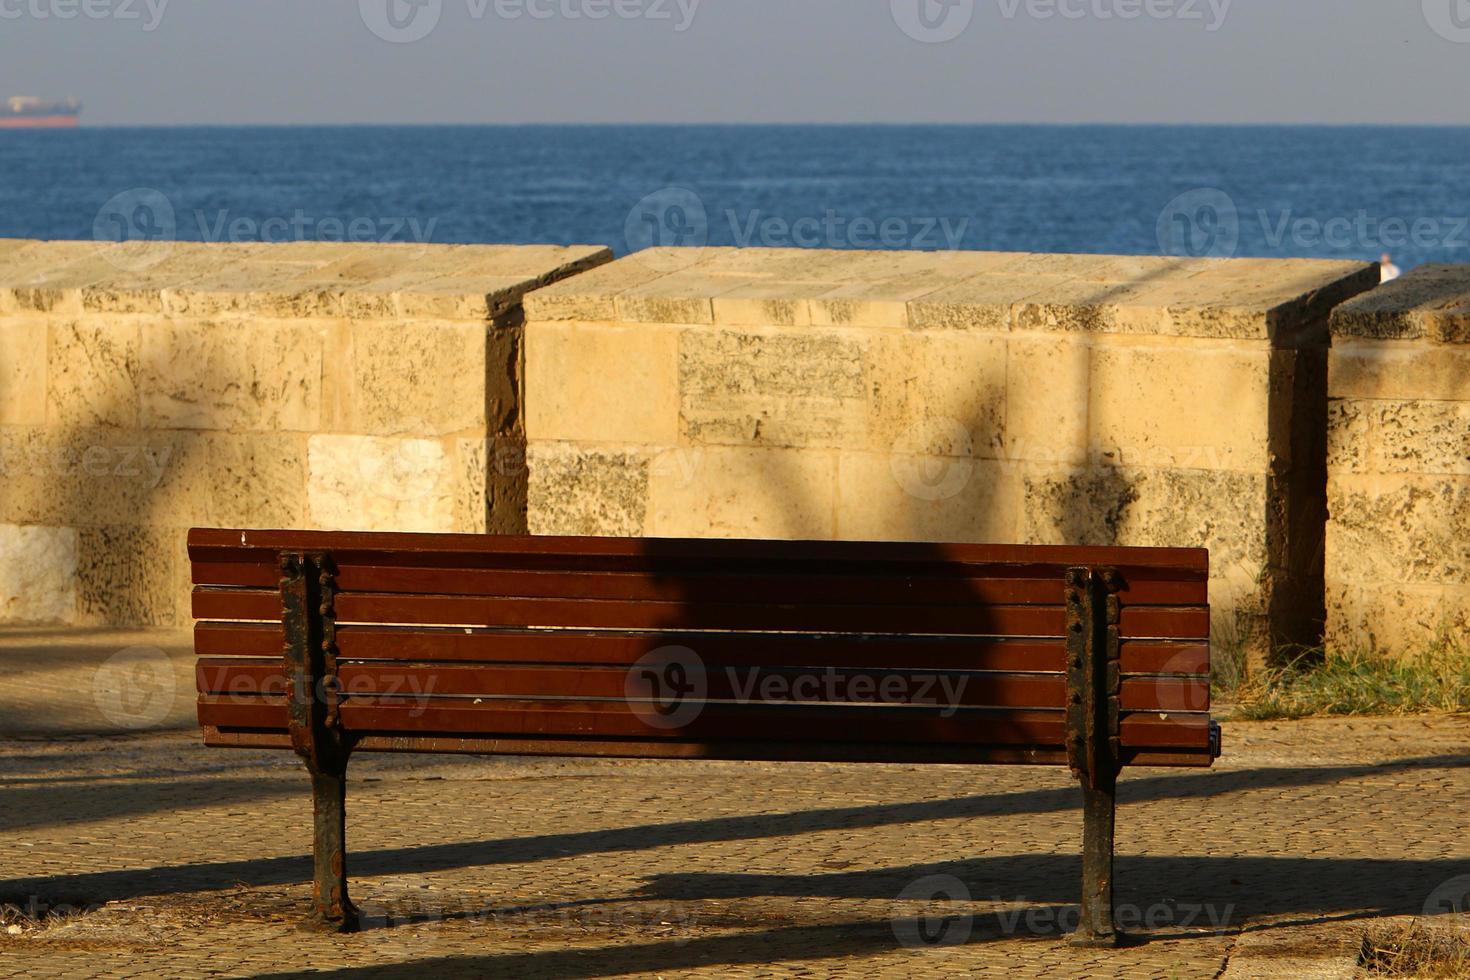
[
  {"left": 1326, "top": 266, "right": 1470, "bottom": 655},
  {"left": 0, "top": 239, "right": 610, "bottom": 626},
  {"left": 524, "top": 248, "right": 1377, "bottom": 663}
]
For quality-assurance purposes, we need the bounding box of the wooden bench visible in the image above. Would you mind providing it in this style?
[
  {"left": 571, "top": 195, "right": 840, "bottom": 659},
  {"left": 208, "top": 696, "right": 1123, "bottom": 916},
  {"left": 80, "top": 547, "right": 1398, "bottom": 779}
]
[{"left": 189, "top": 528, "right": 1220, "bottom": 947}]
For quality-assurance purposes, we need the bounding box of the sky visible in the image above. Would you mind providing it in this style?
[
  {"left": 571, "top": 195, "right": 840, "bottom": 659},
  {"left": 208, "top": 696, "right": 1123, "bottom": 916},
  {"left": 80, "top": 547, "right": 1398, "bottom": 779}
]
[{"left": 1, "top": 0, "right": 1468, "bottom": 126}]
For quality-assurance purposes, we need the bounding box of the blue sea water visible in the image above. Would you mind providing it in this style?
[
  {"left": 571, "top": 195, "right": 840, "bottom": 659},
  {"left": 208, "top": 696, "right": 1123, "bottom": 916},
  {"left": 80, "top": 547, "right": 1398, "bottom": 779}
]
[{"left": 2, "top": 125, "right": 1469, "bottom": 270}]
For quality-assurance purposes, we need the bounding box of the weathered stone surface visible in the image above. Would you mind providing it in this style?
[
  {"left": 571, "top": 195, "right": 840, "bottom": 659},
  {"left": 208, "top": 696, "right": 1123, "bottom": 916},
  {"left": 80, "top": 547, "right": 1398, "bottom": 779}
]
[
  {"left": 866, "top": 332, "right": 1007, "bottom": 459},
  {"left": 76, "top": 525, "right": 181, "bottom": 627},
  {"left": 204, "top": 433, "right": 310, "bottom": 529},
  {"left": 138, "top": 318, "right": 323, "bottom": 432},
  {"left": 1325, "top": 581, "right": 1470, "bottom": 655},
  {"left": 1331, "top": 264, "right": 1470, "bottom": 343},
  {"left": 647, "top": 447, "right": 836, "bottom": 540},
  {"left": 338, "top": 320, "right": 486, "bottom": 436},
  {"left": 527, "top": 443, "right": 649, "bottom": 537},
  {"left": 0, "top": 317, "right": 47, "bottom": 426},
  {"left": 0, "top": 240, "right": 611, "bottom": 320},
  {"left": 1366, "top": 400, "right": 1470, "bottom": 476},
  {"left": 679, "top": 329, "right": 867, "bottom": 449},
  {"left": 0, "top": 524, "right": 77, "bottom": 623},
  {"left": 1021, "top": 464, "right": 1268, "bottom": 606},
  {"left": 307, "top": 434, "right": 459, "bottom": 533},
  {"left": 0, "top": 427, "right": 183, "bottom": 527},
  {"left": 526, "top": 322, "right": 680, "bottom": 445},
  {"left": 1326, "top": 474, "right": 1470, "bottom": 587},
  {"left": 47, "top": 319, "right": 140, "bottom": 428}
]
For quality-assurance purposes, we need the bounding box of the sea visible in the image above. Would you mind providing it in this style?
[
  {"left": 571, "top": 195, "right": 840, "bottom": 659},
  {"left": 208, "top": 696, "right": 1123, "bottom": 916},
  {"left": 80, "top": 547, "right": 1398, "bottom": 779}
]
[{"left": 2, "top": 124, "right": 1468, "bottom": 270}]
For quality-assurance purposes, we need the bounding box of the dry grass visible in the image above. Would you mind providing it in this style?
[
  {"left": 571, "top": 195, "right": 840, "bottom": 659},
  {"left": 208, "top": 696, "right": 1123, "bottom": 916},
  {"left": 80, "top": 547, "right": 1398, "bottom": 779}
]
[
  {"left": 1361, "top": 922, "right": 1470, "bottom": 978},
  {"left": 1228, "top": 641, "right": 1470, "bottom": 721}
]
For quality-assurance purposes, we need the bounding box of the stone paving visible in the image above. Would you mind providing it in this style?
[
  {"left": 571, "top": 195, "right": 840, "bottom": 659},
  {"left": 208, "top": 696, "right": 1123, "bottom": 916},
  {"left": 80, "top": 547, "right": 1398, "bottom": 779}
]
[{"left": 0, "top": 629, "right": 1468, "bottom": 978}]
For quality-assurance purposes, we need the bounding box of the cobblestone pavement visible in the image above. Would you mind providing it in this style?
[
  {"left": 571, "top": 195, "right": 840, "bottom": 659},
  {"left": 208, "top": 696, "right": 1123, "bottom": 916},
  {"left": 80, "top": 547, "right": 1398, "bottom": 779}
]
[{"left": 0, "top": 631, "right": 1467, "bottom": 978}]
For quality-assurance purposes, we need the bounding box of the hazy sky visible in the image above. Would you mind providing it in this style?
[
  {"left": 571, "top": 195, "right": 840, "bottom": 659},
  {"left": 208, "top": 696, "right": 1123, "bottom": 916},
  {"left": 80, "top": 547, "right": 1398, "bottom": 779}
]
[{"left": 2, "top": 0, "right": 1468, "bottom": 126}]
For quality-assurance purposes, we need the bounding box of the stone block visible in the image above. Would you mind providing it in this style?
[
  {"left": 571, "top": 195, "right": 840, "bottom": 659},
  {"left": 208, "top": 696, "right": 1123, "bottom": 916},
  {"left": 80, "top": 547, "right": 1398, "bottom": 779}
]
[
  {"left": 307, "top": 434, "right": 460, "bottom": 533},
  {"left": 76, "top": 525, "right": 181, "bottom": 627},
  {"left": 1086, "top": 342, "right": 1273, "bottom": 472},
  {"left": 646, "top": 446, "right": 837, "bottom": 540},
  {"left": 679, "top": 328, "right": 866, "bottom": 449},
  {"left": 138, "top": 318, "right": 323, "bottom": 432},
  {"left": 0, "top": 524, "right": 77, "bottom": 624},
  {"left": 0, "top": 317, "right": 47, "bottom": 426},
  {"left": 1326, "top": 474, "right": 1470, "bottom": 587},
  {"left": 1331, "top": 264, "right": 1470, "bottom": 344},
  {"left": 866, "top": 332, "right": 1008, "bottom": 460},
  {"left": 1005, "top": 336, "right": 1090, "bottom": 465},
  {"left": 1369, "top": 400, "right": 1470, "bottom": 476},
  {"left": 835, "top": 452, "right": 1021, "bottom": 543},
  {"left": 205, "top": 433, "right": 310, "bottom": 529},
  {"left": 1326, "top": 581, "right": 1470, "bottom": 657},
  {"left": 908, "top": 275, "right": 1070, "bottom": 332},
  {"left": 0, "top": 427, "right": 183, "bottom": 527},
  {"left": 1330, "top": 341, "right": 1470, "bottom": 403},
  {"left": 47, "top": 319, "right": 140, "bottom": 428},
  {"left": 1020, "top": 464, "right": 1268, "bottom": 607},
  {"left": 526, "top": 322, "right": 680, "bottom": 445},
  {"left": 527, "top": 443, "right": 650, "bottom": 537},
  {"left": 336, "top": 320, "right": 487, "bottom": 436}
]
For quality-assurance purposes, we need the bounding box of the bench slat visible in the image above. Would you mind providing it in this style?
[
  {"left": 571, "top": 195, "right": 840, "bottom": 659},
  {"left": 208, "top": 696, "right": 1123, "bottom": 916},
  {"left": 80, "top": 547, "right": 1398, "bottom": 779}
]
[
  {"left": 189, "top": 563, "right": 1208, "bottom": 607},
  {"left": 188, "top": 529, "right": 1209, "bottom": 576},
  {"left": 191, "top": 590, "right": 1210, "bottom": 640},
  {"left": 197, "top": 694, "right": 1213, "bottom": 750},
  {"left": 197, "top": 660, "right": 1208, "bottom": 712},
  {"left": 193, "top": 623, "right": 1211, "bottom": 676}
]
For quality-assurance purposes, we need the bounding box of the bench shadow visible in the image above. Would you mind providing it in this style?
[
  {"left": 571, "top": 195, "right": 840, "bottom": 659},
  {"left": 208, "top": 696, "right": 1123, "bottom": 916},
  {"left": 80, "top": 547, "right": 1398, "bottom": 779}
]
[{"left": 4, "top": 753, "right": 1464, "bottom": 921}]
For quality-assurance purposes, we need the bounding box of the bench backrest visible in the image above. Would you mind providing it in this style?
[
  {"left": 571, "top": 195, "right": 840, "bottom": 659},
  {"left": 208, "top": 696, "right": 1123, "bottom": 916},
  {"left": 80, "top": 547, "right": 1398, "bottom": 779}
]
[{"left": 190, "top": 530, "right": 1216, "bottom": 769}]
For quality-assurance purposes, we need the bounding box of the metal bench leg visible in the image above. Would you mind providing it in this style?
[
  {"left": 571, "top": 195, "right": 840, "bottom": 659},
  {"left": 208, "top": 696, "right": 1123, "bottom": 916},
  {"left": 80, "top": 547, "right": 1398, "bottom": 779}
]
[
  {"left": 282, "top": 551, "right": 360, "bottom": 934},
  {"left": 307, "top": 764, "right": 357, "bottom": 933},
  {"left": 1075, "top": 768, "right": 1118, "bottom": 947},
  {"left": 1066, "top": 567, "right": 1122, "bottom": 948}
]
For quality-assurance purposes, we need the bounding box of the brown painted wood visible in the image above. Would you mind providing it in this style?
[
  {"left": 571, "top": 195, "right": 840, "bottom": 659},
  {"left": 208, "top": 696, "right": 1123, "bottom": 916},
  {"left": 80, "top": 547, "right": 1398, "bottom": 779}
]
[
  {"left": 189, "top": 562, "right": 1207, "bottom": 607},
  {"left": 197, "top": 695, "right": 1212, "bottom": 750},
  {"left": 197, "top": 660, "right": 1208, "bottom": 714},
  {"left": 188, "top": 528, "right": 1209, "bottom": 576},
  {"left": 194, "top": 623, "right": 1210, "bottom": 676},
  {"left": 191, "top": 589, "right": 1209, "bottom": 640}
]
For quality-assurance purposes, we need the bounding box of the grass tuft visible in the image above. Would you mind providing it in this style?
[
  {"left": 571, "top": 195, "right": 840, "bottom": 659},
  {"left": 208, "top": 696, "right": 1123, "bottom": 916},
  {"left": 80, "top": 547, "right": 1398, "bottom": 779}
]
[
  {"left": 1361, "top": 923, "right": 1470, "bottom": 978},
  {"left": 1231, "top": 640, "right": 1470, "bottom": 721}
]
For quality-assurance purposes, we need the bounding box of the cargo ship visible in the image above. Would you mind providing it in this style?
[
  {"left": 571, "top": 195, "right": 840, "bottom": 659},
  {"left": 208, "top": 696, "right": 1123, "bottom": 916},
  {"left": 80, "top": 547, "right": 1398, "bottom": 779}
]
[{"left": 1, "top": 97, "right": 82, "bottom": 129}]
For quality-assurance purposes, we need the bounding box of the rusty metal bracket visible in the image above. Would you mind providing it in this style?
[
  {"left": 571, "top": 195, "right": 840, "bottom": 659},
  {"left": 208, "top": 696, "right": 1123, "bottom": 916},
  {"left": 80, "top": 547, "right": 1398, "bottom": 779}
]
[
  {"left": 1065, "top": 568, "right": 1122, "bottom": 788},
  {"left": 280, "top": 551, "right": 359, "bottom": 933}
]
